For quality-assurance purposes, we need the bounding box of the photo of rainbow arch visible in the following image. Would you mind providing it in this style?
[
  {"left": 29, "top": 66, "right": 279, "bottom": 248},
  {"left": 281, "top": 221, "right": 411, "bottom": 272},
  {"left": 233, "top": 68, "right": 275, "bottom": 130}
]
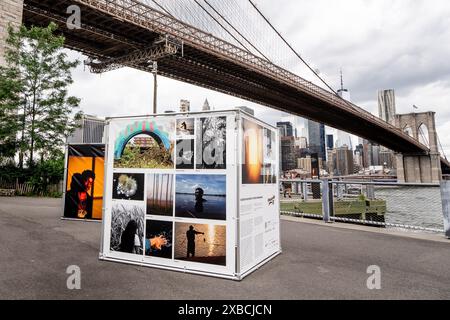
[
  {"left": 113, "top": 119, "right": 175, "bottom": 169},
  {"left": 64, "top": 144, "right": 104, "bottom": 220}
]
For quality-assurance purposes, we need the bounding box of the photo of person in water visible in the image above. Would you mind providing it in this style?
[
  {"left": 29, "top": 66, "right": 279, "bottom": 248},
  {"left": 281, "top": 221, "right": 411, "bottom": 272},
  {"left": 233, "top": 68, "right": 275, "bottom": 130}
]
[{"left": 175, "top": 174, "right": 226, "bottom": 220}]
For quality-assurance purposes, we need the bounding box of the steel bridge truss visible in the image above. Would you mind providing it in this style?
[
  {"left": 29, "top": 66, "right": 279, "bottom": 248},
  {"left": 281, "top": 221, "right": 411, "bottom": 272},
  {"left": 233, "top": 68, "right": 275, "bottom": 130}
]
[{"left": 85, "top": 36, "right": 182, "bottom": 73}]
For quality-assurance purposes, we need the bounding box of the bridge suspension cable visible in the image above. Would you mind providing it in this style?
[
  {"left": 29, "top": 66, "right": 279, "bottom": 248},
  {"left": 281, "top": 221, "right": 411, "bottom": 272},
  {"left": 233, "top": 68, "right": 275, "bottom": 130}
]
[
  {"left": 247, "top": 0, "right": 339, "bottom": 96},
  {"left": 191, "top": 0, "right": 255, "bottom": 56},
  {"left": 201, "top": 0, "right": 271, "bottom": 62},
  {"left": 437, "top": 133, "right": 448, "bottom": 160}
]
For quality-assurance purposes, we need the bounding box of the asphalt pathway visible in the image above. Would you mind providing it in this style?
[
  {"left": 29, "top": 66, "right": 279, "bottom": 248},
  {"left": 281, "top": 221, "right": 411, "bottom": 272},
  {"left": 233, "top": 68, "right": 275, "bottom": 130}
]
[{"left": 0, "top": 197, "right": 449, "bottom": 299}]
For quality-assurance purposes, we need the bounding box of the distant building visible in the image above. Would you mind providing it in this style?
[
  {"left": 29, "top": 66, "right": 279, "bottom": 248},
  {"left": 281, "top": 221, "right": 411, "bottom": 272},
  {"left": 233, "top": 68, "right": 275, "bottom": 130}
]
[
  {"left": 335, "top": 71, "right": 353, "bottom": 150},
  {"left": 354, "top": 150, "right": 363, "bottom": 168},
  {"left": 297, "top": 155, "right": 312, "bottom": 174},
  {"left": 334, "top": 146, "right": 354, "bottom": 176},
  {"left": 236, "top": 106, "right": 254, "bottom": 115},
  {"left": 280, "top": 136, "right": 297, "bottom": 171},
  {"left": 361, "top": 140, "right": 381, "bottom": 168},
  {"left": 362, "top": 140, "right": 373, "bottom": 168},
  {"left": 307, "top": 120, "right": 326, "bottom": 161},
  {"left": 378, "top": 89, "right": 396, "bottom": 125},
  {"left": 202, "top": 99, "right": 211, "bottom": 111},
  {"left": 296, "top": 136, "right": 308, "bottom": 149},
  {"left": 379, "top": 150, "right": 395, "bottom": 169},
  {"left": 180, "top": 99, "right": 190, "bottom": 113},
  {"left": 133, "top": 137, "right": 156, "bottom": 147},
  {"left": 326, "top": 134, "right": 334, "bottom": 150},
  {"left": 372, "top": 144, "right": 380, "bottom": 166},
  {"left": 277, "top": 121, "right": 295, "bottom": 137},
  {"left": 67, "top": 114, "right": 105, "bottom": 144},
  {"left": 355, "top": 144, "right": 364, "bottom": 166}
]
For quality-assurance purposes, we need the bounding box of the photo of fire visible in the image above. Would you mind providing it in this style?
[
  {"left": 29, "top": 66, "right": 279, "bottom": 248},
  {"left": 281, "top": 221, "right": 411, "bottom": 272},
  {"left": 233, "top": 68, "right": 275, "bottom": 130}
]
[{"left": 174, "top": 222, "right": 226, "bottom": 266}]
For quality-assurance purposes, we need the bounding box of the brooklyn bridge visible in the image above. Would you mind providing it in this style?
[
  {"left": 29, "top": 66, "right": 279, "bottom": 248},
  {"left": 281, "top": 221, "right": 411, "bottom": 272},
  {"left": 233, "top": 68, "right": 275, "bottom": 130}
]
[{"left": 2, "top": 0, "right": 449, "bottom": 181}]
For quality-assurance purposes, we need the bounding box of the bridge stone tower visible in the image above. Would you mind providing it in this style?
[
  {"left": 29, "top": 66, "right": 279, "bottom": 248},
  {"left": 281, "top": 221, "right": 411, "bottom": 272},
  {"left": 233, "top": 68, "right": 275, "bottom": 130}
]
[
  {"left": 395, "top": 111, "right": 442, "bottom": 183},
  {"left": 0, "top": 0, "right": 24, "bottom": 66}
]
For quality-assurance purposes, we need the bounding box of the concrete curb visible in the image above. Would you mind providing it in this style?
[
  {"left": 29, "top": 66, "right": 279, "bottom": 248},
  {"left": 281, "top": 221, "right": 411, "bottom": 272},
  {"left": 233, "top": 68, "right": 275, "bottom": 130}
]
[{"left": 281, "top": 215, "right": 450, "bottom": 244}]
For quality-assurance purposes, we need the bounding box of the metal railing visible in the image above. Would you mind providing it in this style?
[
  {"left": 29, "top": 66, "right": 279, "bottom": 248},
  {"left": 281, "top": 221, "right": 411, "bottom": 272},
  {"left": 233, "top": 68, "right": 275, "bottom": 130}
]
[{"left": 280, "top": 178, "right": 446, "bottom": 234}]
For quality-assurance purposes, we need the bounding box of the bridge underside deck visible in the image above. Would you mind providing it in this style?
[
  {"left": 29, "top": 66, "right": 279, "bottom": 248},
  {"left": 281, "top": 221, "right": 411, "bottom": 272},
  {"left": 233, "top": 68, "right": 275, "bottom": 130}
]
[{"left": 22, "top": 0, "right": 450, "bottom": 172}]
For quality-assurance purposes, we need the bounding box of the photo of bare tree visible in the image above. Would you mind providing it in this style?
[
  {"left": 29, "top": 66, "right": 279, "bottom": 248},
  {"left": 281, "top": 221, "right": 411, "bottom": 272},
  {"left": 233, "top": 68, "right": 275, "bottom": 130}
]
[{"left": 196, "top": 117, "right": 226, "bottom": 169}]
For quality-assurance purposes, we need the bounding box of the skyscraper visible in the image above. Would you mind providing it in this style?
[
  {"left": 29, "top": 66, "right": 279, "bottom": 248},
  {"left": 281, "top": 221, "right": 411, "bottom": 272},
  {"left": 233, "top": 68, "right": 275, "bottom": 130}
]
[
  {"left": 335, "top": 71, "right": 353, "bottom": 149},
  {"left": 307, "top": 120, "right": 326, "bottom": 161},
  {"left": 377, "top": 90, "right": 396, "bottom": 168},
  {"left": 202, "top": 99, "right": 211, "bottom": 111},
  {"left": 277, "top": 121, "right": 295, "bottom": 137},
  {"left": 180, "top": 99, "right": 190, "bottom": 113},
  {"left": 378, "top": 89, "right": 396, "bottom": 125},
  {"left": 326, "top": 134, "right": 334, "bottom": 150}
]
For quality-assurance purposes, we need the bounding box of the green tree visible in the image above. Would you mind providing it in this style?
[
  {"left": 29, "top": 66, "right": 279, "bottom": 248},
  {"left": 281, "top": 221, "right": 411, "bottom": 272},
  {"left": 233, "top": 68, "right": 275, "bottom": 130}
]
[
  {"left": 0, "top": 62, "right": 21, "bottom": 162},
  {"left": 0, "top": 22, "right": 82, "bottom": 168}
]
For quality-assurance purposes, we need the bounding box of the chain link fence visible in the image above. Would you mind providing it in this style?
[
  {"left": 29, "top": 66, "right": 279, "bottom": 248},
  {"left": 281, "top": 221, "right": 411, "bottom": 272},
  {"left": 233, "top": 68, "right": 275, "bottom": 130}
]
[{"left": 280, "top": 179, "right": 445, "bottom": 234}]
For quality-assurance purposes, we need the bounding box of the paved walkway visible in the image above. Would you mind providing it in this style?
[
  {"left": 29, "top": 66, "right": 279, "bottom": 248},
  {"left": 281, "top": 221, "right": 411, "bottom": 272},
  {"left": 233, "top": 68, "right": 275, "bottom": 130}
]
[{"left": 0, "top": 197, "right": 449, "bottom": 299}]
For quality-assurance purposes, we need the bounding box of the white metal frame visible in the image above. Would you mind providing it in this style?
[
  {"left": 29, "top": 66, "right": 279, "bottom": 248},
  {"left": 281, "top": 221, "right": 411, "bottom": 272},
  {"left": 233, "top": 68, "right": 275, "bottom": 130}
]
[{"left": 99, "top": 109, "right": 280, "bottom": 280}]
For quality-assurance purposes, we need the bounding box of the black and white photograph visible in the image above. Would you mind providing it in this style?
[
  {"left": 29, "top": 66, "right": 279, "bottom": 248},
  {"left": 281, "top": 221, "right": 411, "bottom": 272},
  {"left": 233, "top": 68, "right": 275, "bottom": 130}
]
[
  {"left": 176, "top": 139, "right": 195, "bottom": 169},
  {"left": 177, "top": 118, "right": 195, "bottom": 137},
  {"left": 196, "top": 117, "right": 227, "bottom": 169},
  {"left": 110, "top": 203, "right": 145, "bottom": 255}
]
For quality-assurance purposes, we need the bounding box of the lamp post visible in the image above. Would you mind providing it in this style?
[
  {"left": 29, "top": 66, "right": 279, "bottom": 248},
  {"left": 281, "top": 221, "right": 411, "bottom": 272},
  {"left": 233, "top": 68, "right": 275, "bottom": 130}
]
[{"left": 152, "top": 61, "right": 158, "bottom": 114}]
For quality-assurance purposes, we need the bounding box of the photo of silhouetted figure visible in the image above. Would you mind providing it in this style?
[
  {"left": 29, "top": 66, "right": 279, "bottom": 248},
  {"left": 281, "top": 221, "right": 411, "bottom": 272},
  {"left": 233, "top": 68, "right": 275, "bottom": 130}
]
[
  {"left": 64, "top": 170, "right": 95, "bottom": 219},
  {"left": 194, "top": 187, "right": 207, "bottom": 213},
  {"left": 186, "top": 225, "right": 204, "bottom": 258},
  {"left": 120, "top": 220, "right": 141, "bottom": 254},
  {"left": 175, "top": 222, "right": 226, "bottom": 266}
]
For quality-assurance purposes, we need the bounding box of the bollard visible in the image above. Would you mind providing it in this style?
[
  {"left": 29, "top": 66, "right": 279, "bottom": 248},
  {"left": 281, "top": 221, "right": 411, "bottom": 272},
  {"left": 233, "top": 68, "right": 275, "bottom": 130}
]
[
  {"left": 302, "top": 182, "right": 308, "bottom": 201},
  {"left": 322, "top": 179, "right": 333, "bottom": 223},
  {"left": 440, "top": 178, "right": 450, "bottom": 239},
  {"left": 366, "top": 185, "right": 375, "bottom": 200}
]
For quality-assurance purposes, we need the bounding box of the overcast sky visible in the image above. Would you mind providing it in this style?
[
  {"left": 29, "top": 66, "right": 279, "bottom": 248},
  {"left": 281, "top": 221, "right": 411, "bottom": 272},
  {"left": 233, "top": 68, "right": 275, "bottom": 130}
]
[{"left": 67, "top": 0, "right": 450, "bottom": 156}]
